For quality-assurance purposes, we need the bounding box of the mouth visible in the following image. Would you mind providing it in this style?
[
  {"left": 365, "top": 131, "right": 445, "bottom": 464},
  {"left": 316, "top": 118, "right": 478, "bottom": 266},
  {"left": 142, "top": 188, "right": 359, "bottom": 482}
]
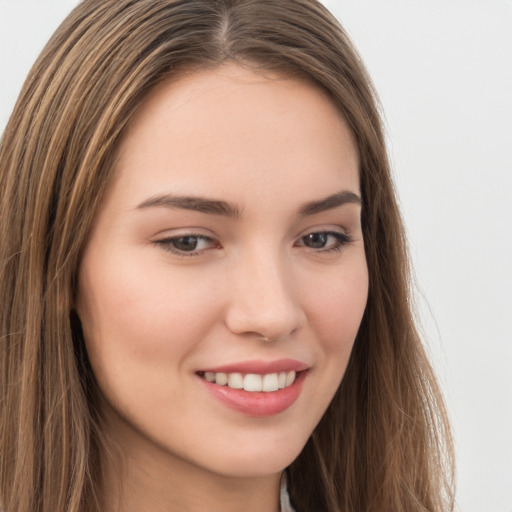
[
  {"left": 196, "top": 369, "right": 301, "bottom": 392},
  {"left": 196, "top": 359, "right": 309, "bottom": 417}
]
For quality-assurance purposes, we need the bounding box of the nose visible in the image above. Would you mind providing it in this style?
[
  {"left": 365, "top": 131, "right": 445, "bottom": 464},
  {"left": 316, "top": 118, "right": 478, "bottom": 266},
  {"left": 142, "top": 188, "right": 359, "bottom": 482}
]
[{"left": 224, "top": 248, "right": 305, "bottom": 342}]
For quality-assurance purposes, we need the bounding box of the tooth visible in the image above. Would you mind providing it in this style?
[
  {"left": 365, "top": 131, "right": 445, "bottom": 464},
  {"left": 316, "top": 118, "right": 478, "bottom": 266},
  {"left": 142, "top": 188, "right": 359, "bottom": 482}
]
[
  {"left": 243, "top": 374, "right": 262, "bottom": 392},
  {"left": 228, "top": 373, "right": 243, "bottom": 389},
  {"left": 211, "top": 370, "right": 296, "bottom": 391},
  {"left": 285, "top": 371, "right": 296, "bottom": 387},
  {"left": 215, "top": 372, "right": 228, "bottom": 386},
  {"left": 262, "top": 373, "right": 279, "bottom": 392}
]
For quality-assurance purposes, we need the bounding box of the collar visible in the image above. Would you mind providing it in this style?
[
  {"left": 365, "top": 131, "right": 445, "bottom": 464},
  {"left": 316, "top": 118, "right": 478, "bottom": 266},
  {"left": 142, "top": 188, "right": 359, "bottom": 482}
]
[{"left": 280, "top": 472, "right": 296, "bottom": 512}]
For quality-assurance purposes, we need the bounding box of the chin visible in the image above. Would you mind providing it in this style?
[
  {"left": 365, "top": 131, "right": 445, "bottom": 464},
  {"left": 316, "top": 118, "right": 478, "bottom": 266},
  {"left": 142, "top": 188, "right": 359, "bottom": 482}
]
[{"left": 199, "top": 433, "right": 309, "bottom": 479}]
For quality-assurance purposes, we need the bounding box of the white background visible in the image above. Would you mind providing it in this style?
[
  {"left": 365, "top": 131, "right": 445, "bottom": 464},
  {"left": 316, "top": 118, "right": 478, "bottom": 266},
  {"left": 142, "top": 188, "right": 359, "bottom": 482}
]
[{"left": 1, "top": 1, "right": 511, "bottom": 511}]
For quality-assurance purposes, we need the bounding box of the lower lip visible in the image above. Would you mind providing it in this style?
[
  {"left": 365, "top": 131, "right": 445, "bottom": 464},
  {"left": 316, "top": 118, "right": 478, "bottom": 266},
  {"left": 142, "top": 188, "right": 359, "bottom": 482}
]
[{"left": 199, "top": 371, "right": 307, "bottom": 417}]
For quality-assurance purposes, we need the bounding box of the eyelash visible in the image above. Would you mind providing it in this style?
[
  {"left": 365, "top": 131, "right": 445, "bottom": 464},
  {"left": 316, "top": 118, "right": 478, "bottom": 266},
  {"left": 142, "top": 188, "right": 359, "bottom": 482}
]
[
  {"left": 295, "top": 231, "right": 352, "bottom": 253},
  {"left": 155, "top": 235, "right": 217, "bottom": 257},
  {"left": 154, "top": 230, "right": 353, "bottom": 257}
]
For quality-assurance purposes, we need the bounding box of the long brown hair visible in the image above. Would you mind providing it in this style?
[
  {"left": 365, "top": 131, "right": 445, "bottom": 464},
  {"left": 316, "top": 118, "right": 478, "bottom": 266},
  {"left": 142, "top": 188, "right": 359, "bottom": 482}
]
[{"left": 0, "top": 1, "right": 454, "bottom": 510}]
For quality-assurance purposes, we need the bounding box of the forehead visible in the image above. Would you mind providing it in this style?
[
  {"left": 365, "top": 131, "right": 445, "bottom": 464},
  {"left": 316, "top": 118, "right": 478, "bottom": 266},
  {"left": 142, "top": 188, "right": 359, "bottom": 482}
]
[{"left": 110, "top": 63, "right": 360, "bottom": 209}]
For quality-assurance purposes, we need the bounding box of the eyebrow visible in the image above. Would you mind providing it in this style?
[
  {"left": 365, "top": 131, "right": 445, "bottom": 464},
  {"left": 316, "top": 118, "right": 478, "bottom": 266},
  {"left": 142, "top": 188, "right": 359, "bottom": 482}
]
[
  {"left": 298, "top": 191, "right": 362, "bottom": 216},
  {"left": 136, "top": 190, "right": 362, "bottom": 218},
  {"left": 136, "top": 194, "right": 242, "bottom": 218}
]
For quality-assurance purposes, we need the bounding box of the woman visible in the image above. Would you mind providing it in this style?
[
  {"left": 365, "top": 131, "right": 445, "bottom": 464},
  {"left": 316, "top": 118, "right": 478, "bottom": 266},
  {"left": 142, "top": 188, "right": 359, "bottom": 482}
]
[{"left": 0, "top": 0, "right": 454, "bottom": 511}]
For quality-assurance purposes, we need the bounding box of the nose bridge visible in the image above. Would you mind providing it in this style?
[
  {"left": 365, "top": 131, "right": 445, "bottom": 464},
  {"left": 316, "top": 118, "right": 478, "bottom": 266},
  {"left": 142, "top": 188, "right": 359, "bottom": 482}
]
[{"left": 225, "top": 243, "right": 304, "bottom": 341}]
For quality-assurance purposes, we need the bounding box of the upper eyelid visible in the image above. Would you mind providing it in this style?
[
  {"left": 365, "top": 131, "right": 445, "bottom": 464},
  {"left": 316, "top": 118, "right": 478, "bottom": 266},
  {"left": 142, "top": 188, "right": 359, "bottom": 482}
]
[
  {"left": 151, "top": 227, "right": 216, "bottom": 240},
  {"left": 297, "top": 224, "right": 350, "bottom": 238},
  {"left": 152, "top": 226, "right": 350, "bottom": 240}
]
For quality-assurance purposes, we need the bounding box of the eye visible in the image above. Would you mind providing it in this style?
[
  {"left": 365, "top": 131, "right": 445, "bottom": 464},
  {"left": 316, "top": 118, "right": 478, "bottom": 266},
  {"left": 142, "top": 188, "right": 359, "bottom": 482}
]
[
  {"left": 296, "top": 230, "right": 352, "bottom": 252},
  {"left": 155, "top": 234, "right": 219, "bottom": 256}
]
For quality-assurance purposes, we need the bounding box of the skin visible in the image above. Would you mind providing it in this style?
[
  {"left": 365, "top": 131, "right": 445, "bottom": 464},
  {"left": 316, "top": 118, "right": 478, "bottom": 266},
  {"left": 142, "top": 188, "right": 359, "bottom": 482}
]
[{"left": 77, "top": 63, "right": 368, "bottom": 512}]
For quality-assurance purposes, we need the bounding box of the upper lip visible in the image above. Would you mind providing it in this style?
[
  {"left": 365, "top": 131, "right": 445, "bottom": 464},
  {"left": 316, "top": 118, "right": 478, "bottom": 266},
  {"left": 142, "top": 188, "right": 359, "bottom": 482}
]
[{"left": 198, "top": 358, "right": 309, "bottom": 375}]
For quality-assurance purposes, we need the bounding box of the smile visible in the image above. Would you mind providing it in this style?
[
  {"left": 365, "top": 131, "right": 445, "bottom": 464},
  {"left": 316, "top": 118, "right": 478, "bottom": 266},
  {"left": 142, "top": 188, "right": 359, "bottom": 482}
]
[
  {"left": 196, "top": 360, "right": 309, "bottom": 417},
  {"left": 198, "top": 370, "right": 297, "bottom": 392}
]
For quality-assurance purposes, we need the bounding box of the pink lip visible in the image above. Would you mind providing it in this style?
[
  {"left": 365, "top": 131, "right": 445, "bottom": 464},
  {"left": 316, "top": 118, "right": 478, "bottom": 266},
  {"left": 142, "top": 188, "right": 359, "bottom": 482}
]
[
  {"left": 198, "top": 370, "right": 308, "bottom": 417},
  {"left": 199, "top": 358, "right": 309, "bottom": 375},
  {"left": 196, "top": 359, "right": 310, "bottom": 417}
]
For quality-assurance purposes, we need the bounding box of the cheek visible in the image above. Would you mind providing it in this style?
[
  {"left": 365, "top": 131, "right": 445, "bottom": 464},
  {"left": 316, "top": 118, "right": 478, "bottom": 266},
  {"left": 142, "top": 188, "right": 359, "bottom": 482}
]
[
  {"left": 307, "top": 261, "right": 369, "bottom": 353},
  {"left": 76, "top": 253, "right": 224, "bottom": 383},
  {"left": 293, "top": 260, "right": 368, "bottom": 430}
]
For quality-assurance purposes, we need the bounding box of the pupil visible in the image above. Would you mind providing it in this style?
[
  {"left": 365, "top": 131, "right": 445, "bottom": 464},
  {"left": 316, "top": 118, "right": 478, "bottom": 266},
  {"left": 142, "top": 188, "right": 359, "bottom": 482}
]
[
  {"left": 175, "top": 236, "right": 198, "bottom": 251},
  {"left": 305, "top": 233, "right": 327, "bottom": 248}
]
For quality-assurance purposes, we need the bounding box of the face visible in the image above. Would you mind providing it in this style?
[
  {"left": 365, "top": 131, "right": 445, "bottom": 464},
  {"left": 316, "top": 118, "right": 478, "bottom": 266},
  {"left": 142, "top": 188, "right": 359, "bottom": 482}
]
[{"left": 77, "top": 63, "right": 368, "bottom": 480}]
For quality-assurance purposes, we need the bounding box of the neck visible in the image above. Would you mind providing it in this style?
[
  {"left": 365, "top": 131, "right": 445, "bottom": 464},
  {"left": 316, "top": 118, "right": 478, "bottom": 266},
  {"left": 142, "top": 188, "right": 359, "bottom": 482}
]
[{"left": 98, "top": 410, "right": 282, "bottom": 512}]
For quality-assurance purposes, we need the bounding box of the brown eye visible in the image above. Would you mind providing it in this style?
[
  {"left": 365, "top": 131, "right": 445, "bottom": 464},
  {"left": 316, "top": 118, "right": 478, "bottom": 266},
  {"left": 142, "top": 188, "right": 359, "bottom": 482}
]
[
  {"left": 302, "top": 232, "right": 329, "bottom": 249},
  {"left": 298, "top": 231, "right": 352, "bottom": 252},
  {"left": 171, "top": 236, "right": 202, "bottom": 251},
  {"left": 155, "top": 234, "right": 218, "bottom": 256}
]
